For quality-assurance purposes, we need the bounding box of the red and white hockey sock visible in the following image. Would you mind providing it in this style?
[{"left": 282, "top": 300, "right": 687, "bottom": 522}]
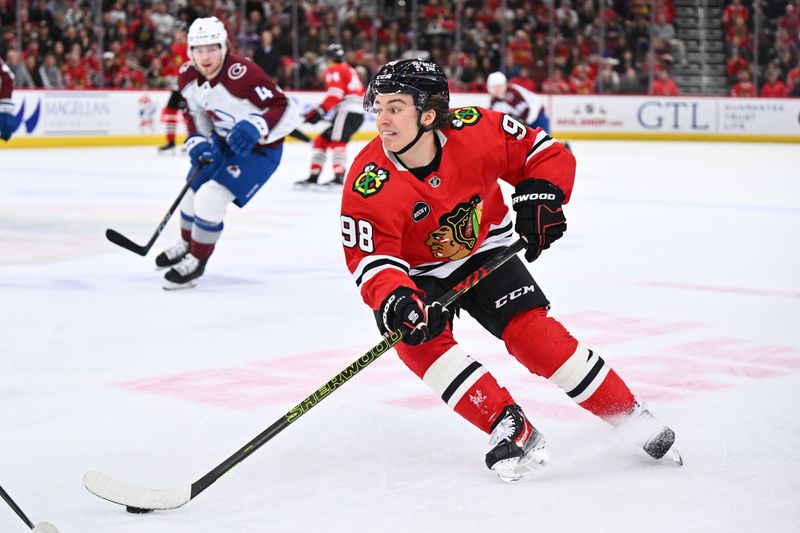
[
  {"left": 162, "top": 107, "right": 178, "bottom": 143},
  {"left": 422, "top": 345, "right": 515, "bottom": 433},
  {"left": 310, "top": 136, "right": 329, "bottom": 176},
  {"left": 503, "top": 308, "right": 635, "bottom": 420},
  {"left": 330, "top": 141, "right": 347, "bottom": 176}
]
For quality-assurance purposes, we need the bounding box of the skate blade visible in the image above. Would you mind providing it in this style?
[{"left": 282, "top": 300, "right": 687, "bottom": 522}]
[
  {"left": 493, "top": 449, "right": 550, "bottom": 483},
  {"left": 162, "top": 280, "right": 198, "bottom": 291},
  {"left": 665, "top": 447, "right": 683, "bottom": 466},
  {"left": 293, "top": 182, "right": 320, "bottom": 191}
]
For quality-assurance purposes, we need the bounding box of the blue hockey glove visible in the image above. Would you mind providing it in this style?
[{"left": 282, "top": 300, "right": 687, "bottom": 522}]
[
  {"left": 184, "top": 134, "right": 220, "bottom": 165},
  {"left": 227, "top": 118, "right": 264, "bottom": 155},
  {"left": 0, "top": 107, "right": 15, "bottom": 141}
]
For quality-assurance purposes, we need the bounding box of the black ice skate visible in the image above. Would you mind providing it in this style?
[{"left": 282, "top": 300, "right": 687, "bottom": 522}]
[
  {"left": 623, "top": 403, "right": 683, "bottom": 465},
  {"left": 320, "top": 173, "right": 345, "bottom": 190},
  {"left": 155, "top": 240, "right": 189, "bottom": 269},
  {"left": 294, "top": 173, "right": 320, "bottom": 190},
  {"left": 485, "top": 404, "right": 549, "bottom": 483},
  {"left": 157, "top": 140, "right": 176, "bottom": 153},
  {"left": 163, "top": 253, "right": 206, "bottom": 290}
]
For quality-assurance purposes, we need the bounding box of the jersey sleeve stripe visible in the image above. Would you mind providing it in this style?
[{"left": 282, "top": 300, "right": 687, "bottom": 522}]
[
  {"left": 326, "top": 87, "right": 346, "bottom": 97},
  {"left": 353, "top": 255, "right": 410, "bottom": 287},
  {"left": 526, "top": 131, "right": 555, "bottom": 162}
]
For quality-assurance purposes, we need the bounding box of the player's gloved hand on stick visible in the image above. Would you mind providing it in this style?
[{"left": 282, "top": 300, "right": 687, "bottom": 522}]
[
  {"left": 511, "top": 178, "right": 567, "bottom": 262},
  {"left": 227, "top": 117, "right": 265, "bottom": 155},
  {"left": 184, "top": 134, "right": 220, "bottom": 166},
  {"left": 0, "top": 105, "right": 15, "bottom": 141},
  {"left": 379, "top": 286, "right": 450, "bottom": 346},
  {"left": 304, "top": 106, "right": 324, "bottom": 125}
]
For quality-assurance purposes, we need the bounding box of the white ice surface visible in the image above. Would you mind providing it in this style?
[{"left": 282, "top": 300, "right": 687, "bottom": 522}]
[{"left": 1, "top": 140, "right": 799, "bottom": 533}]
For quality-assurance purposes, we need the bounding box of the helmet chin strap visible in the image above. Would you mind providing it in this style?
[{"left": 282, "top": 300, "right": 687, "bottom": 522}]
[{"left": 393, "top": 111, "right": 434, "bottom": 155}]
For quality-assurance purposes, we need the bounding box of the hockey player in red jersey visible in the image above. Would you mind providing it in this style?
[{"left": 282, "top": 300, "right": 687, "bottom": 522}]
[
  {"left": 0, "top": 56, "right": 16, "bottom": 141},
  {"left": 295, "top": 43, "right": 365, "bottom": 189},
  {"left": 341, "top": 59, "right": 681, "bottom": 482},
  {"left": 157, "top": 26, "right": 189, "bottom": 153},
  {"left": 155, "top": 17, "right": 300, "bottom": 289}
]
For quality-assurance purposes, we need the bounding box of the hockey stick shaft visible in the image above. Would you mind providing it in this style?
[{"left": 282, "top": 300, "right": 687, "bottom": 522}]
[
  {"left": 287, "top": 128, "right": 312, "bottom": 143},
  {"left": 189, "top": 239, "right": 526, "bottom": 500},
  {"left": 105, "top": 161, "right": 208, "bottom": 256},
  {"left": 0, "top": 484, "right": 35, "bottom": 529}
]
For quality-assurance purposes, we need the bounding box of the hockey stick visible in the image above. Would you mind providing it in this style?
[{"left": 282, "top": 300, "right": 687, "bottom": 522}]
[
  {"left": 0, "top": 484, "right": 60, "bottom": 532},
  {"left": 287, "top": 128, "right": 312, "bottom": 143},
  {"left": 105, "top": 158, "right": 210, "bottom": 256},
  {"left": 84, "top": 239, "right": 526, "bottom": 512}
]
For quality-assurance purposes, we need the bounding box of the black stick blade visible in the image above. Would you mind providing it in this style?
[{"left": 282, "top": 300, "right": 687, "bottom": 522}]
[{"left": 106, "top": 229, "right": 149, "bottom": 256}]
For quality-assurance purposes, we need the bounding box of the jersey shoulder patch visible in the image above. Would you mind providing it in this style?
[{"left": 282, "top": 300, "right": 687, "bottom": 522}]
[{"left": 449, "top": 106, "right": 484, "bottom": 130}]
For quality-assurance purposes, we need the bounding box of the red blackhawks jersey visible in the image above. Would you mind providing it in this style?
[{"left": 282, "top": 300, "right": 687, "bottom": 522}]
[
  {"left": 319, "top": 62, "right": 365, "bottom": 115},
  {"left": 341, "top": 106, "right": 575, "bottom": 310}
]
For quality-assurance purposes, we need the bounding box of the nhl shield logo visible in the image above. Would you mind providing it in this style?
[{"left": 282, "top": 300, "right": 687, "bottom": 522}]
[{"left": 428, "top": 175, "right": 441, "bottom": 188}]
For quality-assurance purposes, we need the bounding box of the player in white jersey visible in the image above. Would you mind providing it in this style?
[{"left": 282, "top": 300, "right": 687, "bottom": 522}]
[
  {"left": 487, "top": 71, "right": 570, "bottom": 151},
  {"left": 1, "top": 56, "right": 16, "bottom": 141},
  {"left": 487, "top": 71, "right": 550, "bottom": 131},
  {"left": 155, "top": 17, "right": 301, "bottom": 289}
]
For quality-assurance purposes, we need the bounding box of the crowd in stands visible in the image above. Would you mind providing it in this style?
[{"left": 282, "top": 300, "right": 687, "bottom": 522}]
[
  {"left": 723, "top": 0, "right": 800, "bottom": 97},
  {"left": 0, "top": 0, "right": 797, "bottom": 97}
]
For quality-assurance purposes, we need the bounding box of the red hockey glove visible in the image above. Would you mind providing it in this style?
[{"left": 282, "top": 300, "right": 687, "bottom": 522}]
[
  {"left": 378, "top": 287, "right": 450, "bottom": 345},
  {"left": 511, "top": 179, "right": 567, "bottom": 262},
  {"left": 304, "top": 106, "right": 324, "bottom": 124}
]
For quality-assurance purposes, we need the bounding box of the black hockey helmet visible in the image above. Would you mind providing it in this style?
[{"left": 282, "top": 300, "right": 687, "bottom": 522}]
[
  {"left": 364, "top": 58, "right": 449, "bottom": 113},
  {"left": 325, "top": 43, "right": 344, "bottom": 62}
]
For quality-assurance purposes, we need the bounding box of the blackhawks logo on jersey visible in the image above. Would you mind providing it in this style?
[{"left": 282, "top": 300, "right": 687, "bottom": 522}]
[
  {"left": 450, "top": 107, "right": 482, "bottom": 130},
  {"left": 353, "top": 163, "right": 390, "bottom": 198},
  {"left": 425, "top": 195, "right": 483, "bottom": 261}
]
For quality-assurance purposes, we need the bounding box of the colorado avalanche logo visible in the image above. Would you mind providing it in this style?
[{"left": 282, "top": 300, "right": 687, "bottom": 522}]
[
  {"left": 228, "top": 62, "right": 247, "bottom": 80},
  {"left": 353, "top": 163, "right": 390, "bottom": 198},
  {"left": 450, "top": 107, "right": 482, "bottom": 130},
  {"left": 226, "top": 165, "right": 241, "bottom": 178}
]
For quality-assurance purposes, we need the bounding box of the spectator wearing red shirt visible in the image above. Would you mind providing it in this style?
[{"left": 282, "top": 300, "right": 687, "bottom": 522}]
[
  {"left": 541, "top": 68, "right": 571, "bottom": 94},
  {"left": 760, "top": 67, "right": 788, "bottom": 98},
  {"left": 568, "top": 63, "right": 594, "bottom": 94},
  {"left": 649, "top": 69, "right": 679, "bottom": 96},
  {"left": 787, "top": 61, "right": 800, "bottom": 92},
  {"left": 723, "top": 0, "right": 748, "bottom": 31},
  {"left": 62, "top": 49, "right": 87, "bottom": 88},
  {"left": 730, "top": 69, "right": 755, "bottom": 97},
  {"left": 726, "top": 48, "right": 749, "bottom": 80}
]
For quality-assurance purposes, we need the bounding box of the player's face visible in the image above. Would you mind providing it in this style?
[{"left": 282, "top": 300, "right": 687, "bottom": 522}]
[
  {"left": 191, "top": 44, "right": 224, "bottom": 79},
  {"left": 489, "top": 84, "right": 507, "bottom": 99},
  {"left": 373, "top": 93, "right": 425, "bottom": 152}
]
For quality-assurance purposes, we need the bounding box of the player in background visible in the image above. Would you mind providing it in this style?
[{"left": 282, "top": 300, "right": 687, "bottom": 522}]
[
  {"left": 341, "top": 59, "right": 680, "bottom": 482},
  {"left": 158, "top": 27, "right": 189, "bottom": 153},
  {"left": 294, "top": 43, "right": 365, "bottom": 190},
  {"left": 486, "top": 71, "right": 571, "bottom": 152},
  {"left": 155, "top": 17, "right": 300, "bottom": 289},
  {"left": 0, "top": 56, "right": 16, "bottom": 141}
]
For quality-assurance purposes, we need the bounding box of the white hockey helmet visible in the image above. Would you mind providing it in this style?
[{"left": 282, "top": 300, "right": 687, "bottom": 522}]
[
  {"left": 188, "top": 17, "right": 228, "bottom": 51},
  {"left": 487, "top": 71, "right": 508, "bottom": 89}
]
